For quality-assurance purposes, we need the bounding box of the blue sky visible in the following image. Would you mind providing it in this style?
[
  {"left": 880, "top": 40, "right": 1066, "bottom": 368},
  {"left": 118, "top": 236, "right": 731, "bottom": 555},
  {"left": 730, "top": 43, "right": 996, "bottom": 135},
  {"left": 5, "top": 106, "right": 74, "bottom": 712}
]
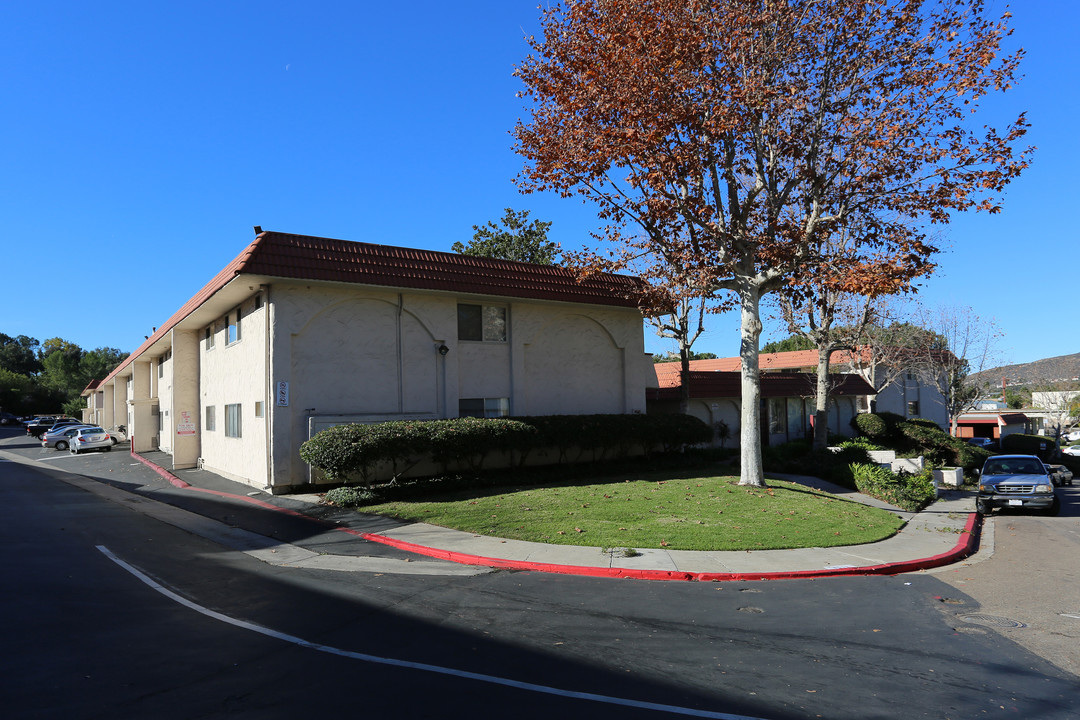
[{"left": 2, "top": 1, "right": 1076, "bottom": 368}]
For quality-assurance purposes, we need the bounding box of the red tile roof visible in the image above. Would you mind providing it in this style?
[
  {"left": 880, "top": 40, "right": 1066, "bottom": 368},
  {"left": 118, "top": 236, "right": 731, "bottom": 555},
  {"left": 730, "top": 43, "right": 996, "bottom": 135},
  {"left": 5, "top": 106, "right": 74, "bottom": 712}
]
[
  {"left": 244, "top": 231, "right": 643, "bottom": 307},
  {"left": 648, "top": 371, "right": 876, "bottom": 400},
  {"left": 101, "top": 230, "right": 645, "bottom": 385},
  {"left": 654, "top": 349, "right": 871, "bottom": 378}
]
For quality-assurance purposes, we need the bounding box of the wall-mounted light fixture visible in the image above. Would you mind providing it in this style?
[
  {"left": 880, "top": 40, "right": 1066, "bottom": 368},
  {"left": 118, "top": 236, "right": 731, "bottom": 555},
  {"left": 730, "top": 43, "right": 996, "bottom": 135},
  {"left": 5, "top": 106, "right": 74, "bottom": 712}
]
[{"left": 438, "top": 344, "right": 449, "bottom": 356}]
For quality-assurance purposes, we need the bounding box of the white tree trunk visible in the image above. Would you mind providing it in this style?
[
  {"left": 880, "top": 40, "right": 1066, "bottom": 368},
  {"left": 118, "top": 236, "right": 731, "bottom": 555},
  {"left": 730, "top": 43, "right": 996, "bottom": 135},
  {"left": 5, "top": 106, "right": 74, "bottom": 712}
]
[
  {"left": 814, "top": 347, "right": 832, "bottom": 451},
  {"left": 738, "top": 288, "right": 766, "bottom": 487}
]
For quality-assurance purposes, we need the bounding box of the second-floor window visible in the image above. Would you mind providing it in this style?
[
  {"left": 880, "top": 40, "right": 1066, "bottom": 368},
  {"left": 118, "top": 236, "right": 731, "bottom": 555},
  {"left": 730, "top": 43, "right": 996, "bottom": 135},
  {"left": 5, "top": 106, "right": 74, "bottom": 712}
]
[
  {"left": 457, "top": 304, "right": 506, "bottom": 342},
  {"left": 227, "top": 309, "right": 241, "bottom": 344}
]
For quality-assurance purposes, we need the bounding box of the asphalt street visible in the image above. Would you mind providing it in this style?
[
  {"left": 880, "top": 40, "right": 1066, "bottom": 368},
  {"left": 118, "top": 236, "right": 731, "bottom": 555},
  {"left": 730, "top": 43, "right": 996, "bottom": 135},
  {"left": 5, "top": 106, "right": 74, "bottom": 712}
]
[{"left": 1, "top": 426, "right": 1076, "bottom": 719}]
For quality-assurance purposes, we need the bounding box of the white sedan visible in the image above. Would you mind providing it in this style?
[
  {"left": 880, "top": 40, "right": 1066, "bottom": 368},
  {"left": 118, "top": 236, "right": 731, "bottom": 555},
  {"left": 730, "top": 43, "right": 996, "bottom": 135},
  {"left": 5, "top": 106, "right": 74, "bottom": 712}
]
[
  {"left": 69, "top": 427, "right": 114, "bottom": 454},
  {"left": 1062, "top": 444, "right": 1080, "bottom": 457}
]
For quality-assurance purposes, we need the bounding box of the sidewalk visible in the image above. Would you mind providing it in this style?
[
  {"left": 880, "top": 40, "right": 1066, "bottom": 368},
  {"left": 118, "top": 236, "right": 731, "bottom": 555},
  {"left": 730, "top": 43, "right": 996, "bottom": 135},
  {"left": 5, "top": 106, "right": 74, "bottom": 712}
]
[{"left": 133, "top": 450, "right": 980, "bottom": 582}]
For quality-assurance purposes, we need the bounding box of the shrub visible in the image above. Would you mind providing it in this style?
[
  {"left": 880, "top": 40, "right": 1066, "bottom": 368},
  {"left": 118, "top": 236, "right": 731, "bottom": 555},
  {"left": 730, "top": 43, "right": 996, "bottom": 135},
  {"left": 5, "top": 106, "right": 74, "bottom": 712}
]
[
  {"left": 762, "top": 440, "right": 871, "bottom": 489},
  {"left": 323, "top": 485, "right": 376, "bottom": 507},
  {"left": 1000, "top": 433, "right": 1058, "bottom": 459},
  {"left": 850, "top": 463, "right": 936, "bottom": 512},
  {"left": 300, "top": 413, "right": 714, "bottom": 488},
  {"left": 854, "top": 413, "right": 888, "bottom": 439}
]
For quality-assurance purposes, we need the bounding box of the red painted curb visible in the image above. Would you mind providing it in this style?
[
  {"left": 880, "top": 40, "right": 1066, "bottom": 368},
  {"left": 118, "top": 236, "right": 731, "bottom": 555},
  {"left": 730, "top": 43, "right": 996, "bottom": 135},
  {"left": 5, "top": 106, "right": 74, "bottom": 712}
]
[
  {"left": 130, "top": 450, "right": 981, "bottom": 582},
  {"left": 358, "top": 511, "right": 980, "bottom": 582}
]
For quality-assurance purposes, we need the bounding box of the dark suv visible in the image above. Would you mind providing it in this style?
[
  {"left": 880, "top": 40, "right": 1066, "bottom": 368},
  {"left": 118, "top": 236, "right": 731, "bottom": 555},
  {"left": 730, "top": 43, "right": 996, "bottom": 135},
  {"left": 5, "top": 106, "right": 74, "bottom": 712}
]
[{"left": 976, "top": 454, "right": 1060, "bottom": 516}]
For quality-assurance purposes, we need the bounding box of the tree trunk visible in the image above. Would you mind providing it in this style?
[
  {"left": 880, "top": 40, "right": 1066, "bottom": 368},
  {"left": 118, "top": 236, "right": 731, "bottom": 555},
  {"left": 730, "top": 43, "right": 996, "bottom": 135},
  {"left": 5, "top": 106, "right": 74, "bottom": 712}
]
[
  {"left": 679, "top": 342, "right": 691, "bottom": 416},
  {"left": 738, "top": 288, "right": 766, "bottom": 487},
  {"left": 813, "top": 346, "right": 832, "bottom": 451}
]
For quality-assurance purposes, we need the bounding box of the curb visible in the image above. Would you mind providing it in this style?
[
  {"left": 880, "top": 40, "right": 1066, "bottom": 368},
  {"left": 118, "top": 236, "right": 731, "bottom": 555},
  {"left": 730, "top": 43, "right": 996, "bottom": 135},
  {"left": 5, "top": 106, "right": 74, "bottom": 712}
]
[
  {"left": 130, "top": 448, "right": 981, "bottom": 582},
  {"left": 360, "top": 513, "right": 981, "bottom": 582}
]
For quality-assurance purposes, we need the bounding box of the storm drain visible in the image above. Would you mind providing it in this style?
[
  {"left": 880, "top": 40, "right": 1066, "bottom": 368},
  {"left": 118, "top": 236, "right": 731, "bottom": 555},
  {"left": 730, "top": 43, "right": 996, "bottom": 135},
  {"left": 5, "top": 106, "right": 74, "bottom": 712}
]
[{"left": 957, "top": 614, "right": 1026, "bottom": 629}]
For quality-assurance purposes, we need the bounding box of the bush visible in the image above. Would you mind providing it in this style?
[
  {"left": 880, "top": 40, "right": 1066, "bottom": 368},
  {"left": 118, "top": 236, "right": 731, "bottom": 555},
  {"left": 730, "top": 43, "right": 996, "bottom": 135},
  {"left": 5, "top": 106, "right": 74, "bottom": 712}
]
[
  {"left": 853, "top": 413, "right": 888, "bottom": 439},
  {"left": 1000, "top": 433, "right": 1059, "bottom": 459},
  {"left": 323, "top": 485, "right": 376, "bottom": 507},
  {"left": 850, "top": 463, "right": 936, "bottom": 512},
  {"left": 300, "top": 413, "right": 714, "bottom": 488},
  {"left": 762, "top": 440, "right": 871, "bottom": 489}
]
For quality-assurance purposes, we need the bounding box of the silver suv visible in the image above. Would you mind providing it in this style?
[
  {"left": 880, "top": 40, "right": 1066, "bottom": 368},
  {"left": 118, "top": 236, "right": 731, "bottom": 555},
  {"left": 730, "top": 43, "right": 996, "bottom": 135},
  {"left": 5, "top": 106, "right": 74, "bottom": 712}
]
[{"left": 976, "top": 454, "right": 1059, "bottom": 516}]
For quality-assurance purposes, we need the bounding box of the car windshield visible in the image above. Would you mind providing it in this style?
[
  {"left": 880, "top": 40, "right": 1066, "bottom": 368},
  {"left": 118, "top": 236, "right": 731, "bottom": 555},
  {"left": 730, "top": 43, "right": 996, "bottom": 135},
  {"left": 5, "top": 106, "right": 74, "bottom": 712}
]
[{"left": 983, "top": 459, "right": 1045, "bottom": 475}]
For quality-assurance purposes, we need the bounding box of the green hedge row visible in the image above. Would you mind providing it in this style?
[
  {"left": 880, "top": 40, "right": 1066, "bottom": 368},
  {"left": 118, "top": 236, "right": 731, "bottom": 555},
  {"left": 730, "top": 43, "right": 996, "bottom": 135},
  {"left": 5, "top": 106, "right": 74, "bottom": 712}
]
[
  {"left": 300, "top": 413, "right": 714, "bottom": 485},
  {"left": 1000, "top": 433, "right": 1059, "bottom": 459}
]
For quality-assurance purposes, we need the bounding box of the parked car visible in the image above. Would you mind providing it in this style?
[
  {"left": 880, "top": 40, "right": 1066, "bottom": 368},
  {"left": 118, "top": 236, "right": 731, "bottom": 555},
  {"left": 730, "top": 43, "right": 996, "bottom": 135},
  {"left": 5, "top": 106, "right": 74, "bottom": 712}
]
[
  {"left": 1045, "top": 464, "right": 1074, "bottom": 487},
  {"left": 1065, "top": 429, "right": 1080, "bottom": 442},
  {"left": 69, "top": 427, "right": 113, "bottom": 454},
  {"left": 41, "top": 424, "right": 94, "bottom": 451},
  {"left": 28, "top": 417, "right": 81, "bottom": 439},
  {"left": 967, "top": 437, "right": 995, "bottom": 449},
  {"left": 0, "top": 411, "right": 21, "bottom": 425},
  {"left": 976, "top": 454, "right": 1059, "bottom": 515},
  {"left": 1062, "top": 445, "right": 1080, "bottom": 457},
  {"left": 25, "top": 417, "right": 58, "bottom": 438}
]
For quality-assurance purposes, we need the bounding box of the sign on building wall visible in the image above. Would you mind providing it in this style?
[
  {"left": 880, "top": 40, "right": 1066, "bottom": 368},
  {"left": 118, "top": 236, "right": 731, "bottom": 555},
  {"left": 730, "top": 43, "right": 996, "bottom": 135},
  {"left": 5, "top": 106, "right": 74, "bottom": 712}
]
[
  {"left": 276, "top": 381, "right": 289, "bottom": 407},
  {"left": 177, "top": 410, "right": 196, "bottom": 436}
]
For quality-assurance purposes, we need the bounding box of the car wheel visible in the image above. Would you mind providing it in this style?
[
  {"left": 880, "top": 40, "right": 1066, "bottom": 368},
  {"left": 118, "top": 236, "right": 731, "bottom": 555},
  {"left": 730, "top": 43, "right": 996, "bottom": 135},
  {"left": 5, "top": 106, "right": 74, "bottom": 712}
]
[
  {"left": 56, "top": 441, "right": 68, "bottom": 451},
  {"left": 976, "top": 499, "right": 990, "bottom": 515}
]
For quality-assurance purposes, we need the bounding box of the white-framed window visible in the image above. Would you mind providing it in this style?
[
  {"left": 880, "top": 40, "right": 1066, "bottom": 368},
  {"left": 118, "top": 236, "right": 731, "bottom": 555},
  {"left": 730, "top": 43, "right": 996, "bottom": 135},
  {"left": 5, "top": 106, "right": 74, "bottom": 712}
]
[
  {"left": 254, "top": 401, "right": 264, "bottom": 418},
  {"left": 458, "top": 397, "right": 509, "bottom": 418},
  {"left": 205, "top": 325, "right": 215, "bottom": 350},
  {"left": 457, "top": 304, "right": 506, "bottom": 342},
  {"left": 225, "top": 404, "right": 242, "bottom": 438},
  {"left": 205, "top": 405, "right": 216, "bottom": 432},
  {"left": 227, "top": 309, "right": 241, "bottom": 345},
  {"left": 907, "top": 400, "right": 920, "bottom": 417}
]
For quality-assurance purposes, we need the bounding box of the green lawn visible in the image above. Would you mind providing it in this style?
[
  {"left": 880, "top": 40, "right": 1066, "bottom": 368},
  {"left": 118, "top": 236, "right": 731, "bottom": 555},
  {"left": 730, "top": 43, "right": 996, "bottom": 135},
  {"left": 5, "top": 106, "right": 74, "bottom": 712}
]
[{"left": 356, "top": 472, "right": 905, "bottom": 551}]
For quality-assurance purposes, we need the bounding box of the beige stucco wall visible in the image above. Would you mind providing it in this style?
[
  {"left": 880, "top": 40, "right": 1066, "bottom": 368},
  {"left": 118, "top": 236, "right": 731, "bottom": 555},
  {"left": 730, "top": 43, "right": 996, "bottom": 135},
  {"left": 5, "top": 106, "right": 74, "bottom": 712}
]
[
  {"left": 262, "top": 282, "right": 648, "bottom": 491},
  {"left": 199, "top": 295, "right": 269, "bottom": 486},
  {"left": 111, "top": 278, "right": 648, "bottom": 493}
]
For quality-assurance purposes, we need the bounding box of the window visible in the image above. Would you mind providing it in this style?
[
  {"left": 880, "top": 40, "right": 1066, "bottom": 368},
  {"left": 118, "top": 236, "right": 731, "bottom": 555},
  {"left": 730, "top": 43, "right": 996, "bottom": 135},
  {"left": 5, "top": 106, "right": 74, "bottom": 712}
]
[
  {"left": 254, "top": 294, "right": 263, "bottom": 310},
  {"left": 225, "top": 404, "right": 242, "bottom": 438},
  {"left": 457, "top": 304, "right": 506, "bottom": 342},
  {"left": 158, "top": 358, "right": 163, "bottom": 378},
  {"left": 768, "top": 398, "right": 787, "bottom": 434},
  {"left": 205, "top": 406, "right": 216, "bottom": 432},
  {"left": 459, "top": 397, "right": 509, "bottom": 418},
  {"left": 255, "top": 401, "right": 264, "bottom": 418},
  {"left": 907, "top": 401, "right": 920, "bottom": 417},
  {"left": 205, "top": 325, "right": 215, "bottom": 350},
  {"left": 227, "top": 309, "right": 241, "bottom": 344}
]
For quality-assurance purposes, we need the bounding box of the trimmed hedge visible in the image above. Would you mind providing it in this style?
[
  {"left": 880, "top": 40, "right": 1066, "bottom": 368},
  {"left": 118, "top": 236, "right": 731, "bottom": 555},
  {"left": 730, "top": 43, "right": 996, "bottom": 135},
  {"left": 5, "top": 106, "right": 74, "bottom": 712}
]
[
  {"left": 300, "top": 413, "right": 714, "bottom": 486},
  {"left": 1000, "top": 433, "right": 1059, "bottom": 459},
  {"left": 853, "top": 412, "right": 888, "bottom": 439}
]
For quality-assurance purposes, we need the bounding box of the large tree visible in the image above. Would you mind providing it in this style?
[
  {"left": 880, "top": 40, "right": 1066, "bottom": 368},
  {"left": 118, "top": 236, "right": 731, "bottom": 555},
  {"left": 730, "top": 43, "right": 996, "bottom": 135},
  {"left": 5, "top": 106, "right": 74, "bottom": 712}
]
[
  {"left": 452, "top": 208, "right": 559, "bottom": 265},
  {"left": 514, "top": 0, "right": 1030, "bottom": 485}
]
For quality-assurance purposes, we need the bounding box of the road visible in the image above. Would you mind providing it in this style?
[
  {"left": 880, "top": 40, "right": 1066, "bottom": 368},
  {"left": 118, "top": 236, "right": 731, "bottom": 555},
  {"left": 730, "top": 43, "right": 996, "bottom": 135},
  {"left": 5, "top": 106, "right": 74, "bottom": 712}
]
[
  {"left": 0, "top": 428, "right": 1076, "bottom": 719},
  {"left": 933, "top": 483, "right": 1080, "bottom": 677}
]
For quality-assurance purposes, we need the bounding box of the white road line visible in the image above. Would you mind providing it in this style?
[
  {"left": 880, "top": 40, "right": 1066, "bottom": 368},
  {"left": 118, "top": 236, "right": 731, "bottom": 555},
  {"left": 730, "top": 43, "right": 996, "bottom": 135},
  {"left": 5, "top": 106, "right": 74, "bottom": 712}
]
[{"left": 98, "top": 545, "right": 770, "bottom": 720}]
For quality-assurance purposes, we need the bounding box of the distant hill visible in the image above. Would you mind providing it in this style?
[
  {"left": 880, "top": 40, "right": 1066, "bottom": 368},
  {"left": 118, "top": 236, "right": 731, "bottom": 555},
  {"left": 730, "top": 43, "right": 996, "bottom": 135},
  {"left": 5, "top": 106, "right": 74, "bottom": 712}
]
[{"left": 969, "top": 352, "right": 1080, "bottom": 388}]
